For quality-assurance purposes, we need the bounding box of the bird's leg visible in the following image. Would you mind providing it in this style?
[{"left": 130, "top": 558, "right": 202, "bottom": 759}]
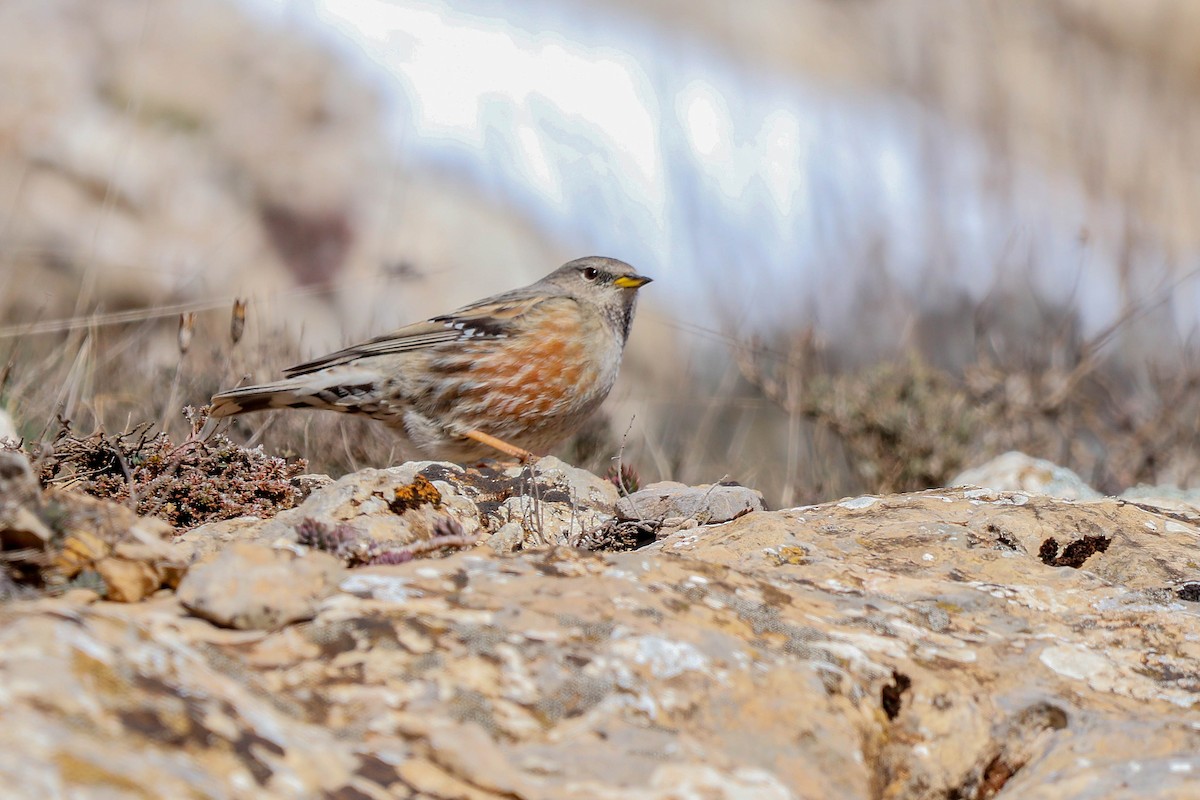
[{"left": 462, "top": 429, "right": 536, "bottom": 463}]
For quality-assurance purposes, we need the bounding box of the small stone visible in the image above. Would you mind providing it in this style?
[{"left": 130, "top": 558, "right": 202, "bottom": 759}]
[
  {"left": 503, "top": 456, "right": 620, "bottom": 508},
  {"left": 0, "top": 448, "right": 36, "bottom": 494},
  {"left": 291, "top": 472, "right": 335, "bottom": 497},
  {"left": 0, "top": 409, "right": 17, "bottom": 444},
  {"left": 616, "top": 482, "right": 765, "bottom": 526},
  {"left": 95, "top": 557, "right": 162, "bottom": 603},
  {"left": 487, "top": 522, "right": 526, "bottom": 555},
  {"left": 1, "top": 507, "right": 56, "bottom": 553},
  {"left": 58, "top": 587, "right": 101, "bottom": 605},
  {"left": 494, "top": 456, "right": 621, "bottom": 544},
  {"left": 952, "top": 452, "right": 1101, "bottom": 500},
  {"left": 0, "top": 450, "right": 50, "bottom": 553},
  {"left": 201, "top": 463, "right": 485, "bottom": 555},
  {"left": 175, "top": 516, "right": 266, "bottom": 563},
  {"left": 55, "top": 530, "right": 111, "bottom": 578},
  {"left": 177, "top": 542, "right": 344, "bottom": 630}
]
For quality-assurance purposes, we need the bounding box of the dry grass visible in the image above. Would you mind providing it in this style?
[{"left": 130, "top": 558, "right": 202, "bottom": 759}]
[{"left": 0, "top": 300, "right": 403, "bottom": 474}]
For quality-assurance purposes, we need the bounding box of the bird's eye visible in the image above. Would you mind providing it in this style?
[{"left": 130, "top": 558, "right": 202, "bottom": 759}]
[{"left": 581, "top": 267, "right": 600, "bottom": 281}]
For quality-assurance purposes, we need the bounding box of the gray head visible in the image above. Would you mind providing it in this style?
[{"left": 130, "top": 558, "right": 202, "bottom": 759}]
[{"left": 541, "top": 256, "right": 652, "bottom": 341}]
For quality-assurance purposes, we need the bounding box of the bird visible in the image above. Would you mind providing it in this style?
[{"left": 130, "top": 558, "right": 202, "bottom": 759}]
[{"left": 209, "top": 256, "right": 652, "bottom": 462}]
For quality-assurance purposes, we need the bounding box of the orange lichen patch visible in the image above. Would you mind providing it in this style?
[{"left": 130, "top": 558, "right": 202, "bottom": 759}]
[{"left": 389, "top": 474, "right": 442, "bottom": 513}]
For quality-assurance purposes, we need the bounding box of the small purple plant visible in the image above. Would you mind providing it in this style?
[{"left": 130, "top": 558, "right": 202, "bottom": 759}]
[
  {"left": 298, "top": 515, "right": 478, "bottom": 567},
  {"left": 295, "top": 518, "right": 361, "bottom": 559},
  {"left": 366, "top": 549, "right": 415, "bottom": 566},
  {"left": 365, "top": 516, "right": 477, "bottom": 566}
]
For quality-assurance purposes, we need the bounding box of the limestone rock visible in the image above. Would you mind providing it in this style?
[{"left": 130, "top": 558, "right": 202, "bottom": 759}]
[
  {"left": 94, "top": 556, "right": 167, "bottom": 604},
  {"left": 503, "top": 456, "right": 619, "bottom": 509},
  {"left": 485, "top": 521, "right": 526, "bottom": 555},
  {"left": 3, "top": 485, "right": 1200, "bottom": 797},
  {"left": 951, "top": 450, "right": 1102, "bottom": 500},
  {"left": 952, "top": 452, "right": 1200, "bottom": 518},
  {"left": 0, "top": 448, "right": 39, "bottom": 505},
  {"left": 45, "top": 492, "right": 181, "bottom": 598},
  {"left": 0, "top": 506, "right": 54, "bottom": 554},
  {"left": 1118, "top": 484, "right": 1200, "bottom": 516},
  {"left": 0, "top": 450, "right": 51, "bottom": 558},
  {"left": 184, "top": 457, "right": 622, "bottom": 556},
  {"left": 0, "top": 450, "right": 53, "bottom": 551},
  {"left": 491, "top": 456, "right": 620, "bottom": 545},
  {"left": 182, "top": 463, "right": 481, "bottom": 555},
  {"left": 291, "top": 473, "right": 335, "bottom": 498},
  {"left": 616, "top": 480, "right": 766, "bottom": 535},
  {"left": 177, "top": 542, "right": 343, "bottom": 630},
  {"left": 0, "top": 409, "right": 16, "bottom": 445}
]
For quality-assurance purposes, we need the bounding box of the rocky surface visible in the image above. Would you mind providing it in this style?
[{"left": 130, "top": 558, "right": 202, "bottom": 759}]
[
  {"left": 177, "top": 456, "right": 619, "bottom": 560},
  {"left": 3, "top": 449, "right": 1200, "bottom": 797}
]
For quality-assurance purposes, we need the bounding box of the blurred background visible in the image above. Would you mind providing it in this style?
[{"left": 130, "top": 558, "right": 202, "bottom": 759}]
[{"left": 4, "top": 0, "right": 1200, "bottom": 506}]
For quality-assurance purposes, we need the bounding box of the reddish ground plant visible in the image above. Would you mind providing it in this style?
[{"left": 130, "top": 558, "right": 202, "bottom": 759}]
[{"left": 13, "top": 409, "right": 308, "bottom": 530}]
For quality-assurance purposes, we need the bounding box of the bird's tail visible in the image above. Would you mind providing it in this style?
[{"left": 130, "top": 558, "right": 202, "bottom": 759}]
[
  {"left": 209, "top": 368, "right": 382, "bottom": 419},
  {"left": 209, "top": 382, "right": 308, "bottom": 417}
]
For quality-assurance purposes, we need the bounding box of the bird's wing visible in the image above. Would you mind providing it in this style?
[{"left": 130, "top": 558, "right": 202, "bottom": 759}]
[{"left": 282, "top": 294, "right": 552, "bottom": 377}]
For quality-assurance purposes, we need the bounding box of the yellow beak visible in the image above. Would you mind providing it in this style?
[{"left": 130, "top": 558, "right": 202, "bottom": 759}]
[{"left": 614, "top": 274, "right": 653, "bottom": 289}]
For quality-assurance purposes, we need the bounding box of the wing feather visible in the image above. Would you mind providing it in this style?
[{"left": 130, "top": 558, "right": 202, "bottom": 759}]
[{"left": 282, "top": 294, "right": 551, "bottom": 377}]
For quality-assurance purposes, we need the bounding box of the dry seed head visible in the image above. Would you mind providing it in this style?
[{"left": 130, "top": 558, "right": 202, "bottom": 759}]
[
  {"left": 177, "top": 312, "right": 196, "bottom": 355},
  {"left": 230, "top": 299, "right": 246, "bottom": 345}
]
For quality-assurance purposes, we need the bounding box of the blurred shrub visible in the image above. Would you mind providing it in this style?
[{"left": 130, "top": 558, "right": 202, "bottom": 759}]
[{"left": 735, "top": 315, "right": 1200, "bottom": 497}]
